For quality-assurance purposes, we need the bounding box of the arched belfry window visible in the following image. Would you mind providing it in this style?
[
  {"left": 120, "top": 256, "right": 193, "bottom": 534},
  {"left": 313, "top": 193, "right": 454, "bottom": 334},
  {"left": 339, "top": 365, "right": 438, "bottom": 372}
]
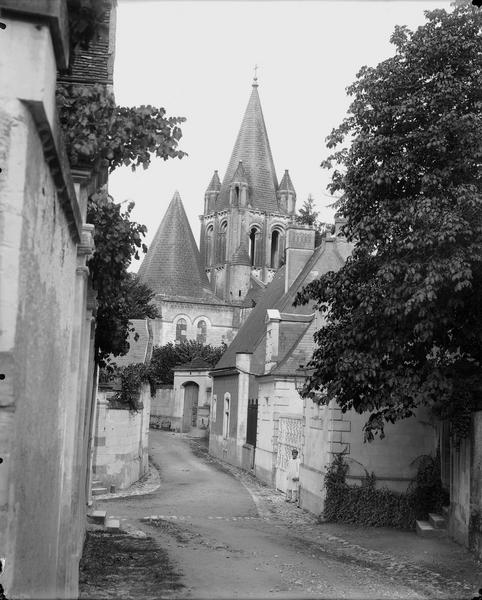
[
  {"left": 270, "top": 229, "right": 285, "bottom": 268},
  {"left": 218, "top": 221, "right": 227, "bottom": 263},
  {"left": 249, "top": 226, "right": 261, "bottom": 267},
  {"left": 176, "top": 318, "right": 187, "bottom": 342},
  {"left": 197, "top": 320, "right": 207, "bottom": 344},
  {"left": 206, "top": 225, "right": 214, "bottom": 265}
]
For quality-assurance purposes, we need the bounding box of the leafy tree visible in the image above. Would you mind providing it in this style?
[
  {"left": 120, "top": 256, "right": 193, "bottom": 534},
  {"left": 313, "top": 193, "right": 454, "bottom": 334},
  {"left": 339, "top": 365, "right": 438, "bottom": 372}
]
[
  {"left": 295, "top": 3, "right": 482, "bottom": 443},
  {"left": 87, "top": 189, "right": 159, "bottom": 366},
  {"left": 296, "top": 194, "right": 334, "bottom": 245},
  {"left": 297, "top": 194, "right": 320, "bottom": 227},
  {"left": 57, "top": 83, "right": 186, "bottom": 172},
  {"left": 148, "top": 340, "right": 227, "bottom": 385}
]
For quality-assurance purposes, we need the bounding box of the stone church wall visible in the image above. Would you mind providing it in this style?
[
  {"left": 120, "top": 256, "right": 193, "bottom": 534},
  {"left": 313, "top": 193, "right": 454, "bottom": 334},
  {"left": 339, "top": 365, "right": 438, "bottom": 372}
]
[{"left": 153, "top": 300, "right": 238, "bottom": 347}]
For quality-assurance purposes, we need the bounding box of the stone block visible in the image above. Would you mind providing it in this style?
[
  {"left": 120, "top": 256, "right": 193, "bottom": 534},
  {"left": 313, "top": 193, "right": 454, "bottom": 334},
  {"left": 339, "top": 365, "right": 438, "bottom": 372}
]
[
  {"left": 88, "top": 511, "right": 106, "bottom": 525},
  {"left": 330, "top": 420, "right": 351, "bottom": 433},
  {"left": 429, "top": 513, "right": 447, "bottom": 529},
  {"left": 94, "top": 436, "right": 106, "bottom": 447},
  {"left": 105, "top": 518, "right": 120, "bottom": 532},
  {"left": 416, "top": 520, "right": 446, "bottom": 538},
  {"left": 330, "top": 442, "right": 350, "bottom": 455}
]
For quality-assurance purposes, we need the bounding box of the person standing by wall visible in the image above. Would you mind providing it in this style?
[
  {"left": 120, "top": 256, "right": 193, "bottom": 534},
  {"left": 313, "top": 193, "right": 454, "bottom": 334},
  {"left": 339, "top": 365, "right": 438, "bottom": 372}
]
[{"left": 285, "top": 448, "right": 300, "bottom": 503}]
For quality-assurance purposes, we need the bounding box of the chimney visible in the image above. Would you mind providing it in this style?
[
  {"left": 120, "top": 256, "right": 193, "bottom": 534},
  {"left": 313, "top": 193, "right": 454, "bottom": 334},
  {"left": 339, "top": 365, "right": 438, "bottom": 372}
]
[
  {"left": 284, "top": 225, "right": 315, "bottom": 292},
  {"left": 265, "top": 309, "right": 281, "bottom": 373}
]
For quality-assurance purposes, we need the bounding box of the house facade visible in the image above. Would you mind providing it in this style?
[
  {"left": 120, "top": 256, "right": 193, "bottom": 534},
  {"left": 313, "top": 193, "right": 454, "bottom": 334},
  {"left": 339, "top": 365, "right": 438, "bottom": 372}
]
[{"left": 209, "top": 224, "right": 438, "bottom": 517}]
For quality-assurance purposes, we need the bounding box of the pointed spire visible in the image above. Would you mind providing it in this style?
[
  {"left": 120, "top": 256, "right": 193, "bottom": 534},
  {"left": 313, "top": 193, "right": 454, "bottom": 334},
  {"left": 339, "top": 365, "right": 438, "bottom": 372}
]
[
  {"left": 138, "top": 192, "right": 217, "bottom": 300},
  {"left": 252, "top": 64, "right": 259, "bottom": 88},
  {"left": 231, "top": 160, "right": 248, "bottom": 185},
  {"left": 278, "top": 169, "right": 296, "bottom": 193},
  {"left": 206, "top": 170, "right": 221, "bottom": 193},
  {"left": 217, "top": 82, "right": 281, "bottom": 213}
]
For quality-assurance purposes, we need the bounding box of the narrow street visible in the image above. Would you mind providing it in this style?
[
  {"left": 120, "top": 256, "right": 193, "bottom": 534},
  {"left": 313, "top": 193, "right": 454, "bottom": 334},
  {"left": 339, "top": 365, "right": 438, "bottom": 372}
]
[{"left": 81, "top": 431, "right": 481, "bottom": 599}]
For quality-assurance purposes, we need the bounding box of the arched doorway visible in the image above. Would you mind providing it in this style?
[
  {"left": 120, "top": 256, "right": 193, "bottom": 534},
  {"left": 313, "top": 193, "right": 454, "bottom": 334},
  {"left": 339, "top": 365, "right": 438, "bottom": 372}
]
[{"left": 182, "top": 382, "right": 199, "bottom": 432}]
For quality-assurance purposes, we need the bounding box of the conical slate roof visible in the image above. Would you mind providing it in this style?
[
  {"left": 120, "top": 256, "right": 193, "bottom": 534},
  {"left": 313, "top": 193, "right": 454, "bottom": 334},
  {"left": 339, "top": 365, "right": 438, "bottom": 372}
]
[
  {"left": 278, "top": 169, "right": 296, "bottom": 193},
  {"left": 216, "top": 83, "right": 283, "bottom": 213},
  {"left": 138, "top": 191, "right": 219, "bottom": 301},
  {"left": 206, "top": 170, "right": 221, "bottom": 193}
]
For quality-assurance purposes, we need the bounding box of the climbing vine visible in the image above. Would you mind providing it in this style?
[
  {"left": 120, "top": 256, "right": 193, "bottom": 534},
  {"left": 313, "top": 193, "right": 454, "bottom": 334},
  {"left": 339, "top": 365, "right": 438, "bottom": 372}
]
[
  {"left": 112, "top": 363, "right": 152, "bottom": 412},
  {"left": 87, "top": 189, "right": 159, "bottom": 366},
  {"left": 323, "top": 453, "right": 448, "bottom": 529},
  {"left": 57, "top": 84, "right": 186, "bottom": 173}
]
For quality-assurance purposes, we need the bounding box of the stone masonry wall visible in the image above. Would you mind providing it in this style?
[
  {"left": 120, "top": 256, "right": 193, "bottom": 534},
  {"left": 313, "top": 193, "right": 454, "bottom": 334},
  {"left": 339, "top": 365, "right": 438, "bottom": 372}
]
[
  {"left": 93, "top": 385, "right": 151, "bottom": 491},
  {"left": 0, "top": 9, "right": 97, "bottom": 598}
]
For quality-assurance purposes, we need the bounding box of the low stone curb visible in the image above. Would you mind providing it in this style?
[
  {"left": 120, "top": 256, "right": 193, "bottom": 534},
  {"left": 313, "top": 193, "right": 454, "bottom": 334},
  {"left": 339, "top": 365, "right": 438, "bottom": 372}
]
[{"left": 93, "top": 463, "right": 161, "bottom": 501}]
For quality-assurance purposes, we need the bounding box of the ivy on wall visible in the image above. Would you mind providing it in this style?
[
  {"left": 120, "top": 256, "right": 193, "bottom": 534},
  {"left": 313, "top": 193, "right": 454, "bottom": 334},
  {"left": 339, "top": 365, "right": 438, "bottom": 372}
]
[
  {"left": 323, "top": 453, "right": 448, "bottom": 529},
  {"left": 57, "top": 84, "right": 186, "bottom": 173}
]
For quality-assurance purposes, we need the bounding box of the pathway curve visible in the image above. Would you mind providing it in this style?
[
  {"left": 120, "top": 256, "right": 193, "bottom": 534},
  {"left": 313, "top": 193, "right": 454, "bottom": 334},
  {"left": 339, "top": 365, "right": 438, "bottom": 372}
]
[{"left": 86, "top": 430, "right": 481, "bottom": 599}]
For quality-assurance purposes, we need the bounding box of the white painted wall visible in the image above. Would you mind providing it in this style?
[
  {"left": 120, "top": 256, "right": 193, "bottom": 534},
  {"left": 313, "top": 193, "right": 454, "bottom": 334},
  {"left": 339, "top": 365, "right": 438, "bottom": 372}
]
[{"left": 93, "top": 385, "right": 150, "bottom": 491}]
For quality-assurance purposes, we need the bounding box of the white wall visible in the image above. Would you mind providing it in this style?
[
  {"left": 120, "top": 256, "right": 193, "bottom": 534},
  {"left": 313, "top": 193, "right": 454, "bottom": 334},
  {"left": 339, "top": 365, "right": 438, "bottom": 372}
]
[{"left": 93, "top": 384, "right": 150, "bottom": 491}]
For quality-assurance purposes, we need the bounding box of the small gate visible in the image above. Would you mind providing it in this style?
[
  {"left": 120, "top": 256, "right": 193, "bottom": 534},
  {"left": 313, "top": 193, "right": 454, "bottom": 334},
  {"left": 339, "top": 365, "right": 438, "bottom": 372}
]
[{"left": 246, "top": 398, "right": 258, "bottom": 447}]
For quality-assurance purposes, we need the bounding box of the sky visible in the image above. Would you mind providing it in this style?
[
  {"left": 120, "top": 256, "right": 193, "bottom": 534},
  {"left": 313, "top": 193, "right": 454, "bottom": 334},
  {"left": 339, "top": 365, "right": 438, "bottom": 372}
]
[{"left": 109, "top": 0, "right": 452, "bottom": 269}]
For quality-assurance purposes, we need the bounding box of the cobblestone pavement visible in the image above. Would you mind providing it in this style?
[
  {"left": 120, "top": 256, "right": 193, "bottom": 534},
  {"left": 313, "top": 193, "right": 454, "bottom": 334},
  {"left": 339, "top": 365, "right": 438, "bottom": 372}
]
[
  {"left": 186, "top": 437, "right": 481, "bottom": 599},
  {"left": 89, "top": 432, "right": 482, "bottom": 599}
]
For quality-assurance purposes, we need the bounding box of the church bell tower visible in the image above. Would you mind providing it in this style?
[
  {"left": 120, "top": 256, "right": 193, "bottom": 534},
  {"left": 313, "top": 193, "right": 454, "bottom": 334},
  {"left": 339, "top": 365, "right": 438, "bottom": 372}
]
[{"left": 200, "top": 75, "right": 297, "bottom": 303}]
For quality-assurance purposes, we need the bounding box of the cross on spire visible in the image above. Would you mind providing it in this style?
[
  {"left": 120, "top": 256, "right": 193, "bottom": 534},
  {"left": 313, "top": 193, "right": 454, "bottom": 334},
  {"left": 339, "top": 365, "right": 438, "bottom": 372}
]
[{"left": 253, "top": 64, "right": 259, "bottom": 87}]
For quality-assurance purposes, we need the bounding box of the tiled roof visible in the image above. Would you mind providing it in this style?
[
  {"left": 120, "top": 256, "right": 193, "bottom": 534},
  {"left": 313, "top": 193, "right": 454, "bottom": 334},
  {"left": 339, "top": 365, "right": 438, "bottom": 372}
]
[
  {"left": 214, "top": 266, "right": 287, "bottom": 372},
  {"left": 216, "top": 84, "right": 283, "bottom": 214},
  {"left": 58, "top": 1, "right": 115, "bottom": 86},
  {"left": 270, "top": 319, "right": 316, "bottom": 376},
  {"left": 213, "top": 237, "right": 354, "bottom": 372},
  {"left": 278, "top": 170, "right": 296, "bottom": 193},
  {"left": 175, "top": 356, "right": 212, "bottom": 371},
  {"left": 138, "top": 191, "right": 221, "bottom": 302},
  {"left": 206, "top": 170, "right": 221, "bottom": 192}
]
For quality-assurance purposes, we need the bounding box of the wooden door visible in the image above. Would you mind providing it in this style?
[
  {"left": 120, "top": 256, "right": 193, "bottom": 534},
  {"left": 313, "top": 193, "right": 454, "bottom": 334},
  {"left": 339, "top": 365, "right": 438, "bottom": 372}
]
[{"left": 182, "top": 383, "right": 199, "bottom": 432}]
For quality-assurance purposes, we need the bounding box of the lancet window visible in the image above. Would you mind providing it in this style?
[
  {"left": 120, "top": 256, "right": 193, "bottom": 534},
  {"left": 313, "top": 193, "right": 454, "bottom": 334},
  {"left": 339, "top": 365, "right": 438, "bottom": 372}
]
[
  {"left": 206, "top": 225, "right": 214, "bottom": 265},
  {"left": 217, "top": 221, "right": 227, "bottom": 263},
  {"left": 175, "top": 318, "right": 187, "bottom": 342},
  {"left": 249, "top": 226, "right": 262, "bottom": 267},
  {"left": 196, "top": 320, "right": 207, "bottom": 344}
]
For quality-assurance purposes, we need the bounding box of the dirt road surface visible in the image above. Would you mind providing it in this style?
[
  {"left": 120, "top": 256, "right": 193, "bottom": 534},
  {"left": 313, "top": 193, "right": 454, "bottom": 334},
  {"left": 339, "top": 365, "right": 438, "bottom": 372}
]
[{"left": 81, "top": 430, "right": 481, "bottom": 599}]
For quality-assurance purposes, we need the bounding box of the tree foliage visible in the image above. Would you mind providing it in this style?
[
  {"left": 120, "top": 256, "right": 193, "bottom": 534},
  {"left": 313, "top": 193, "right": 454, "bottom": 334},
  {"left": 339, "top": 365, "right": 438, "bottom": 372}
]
[
  {"left": 87, "top": 189, "right": 159, "bottom": 365},
  {"left": 57, "top": 83, "right": 186, "bottom": 172},
  {"left": 66, "top": 0, "right": 107, "bottom": 53},
  {"left": 297, "top": 194, "right": 320, "bottom": 227},
  {"left": 148, "top": 340, "right": 227, "bottom": 386},
  {"left": 295, "top": 4, "right": 482, "bottom": 443},
  {"left": 296, "top": 195, "right": 334, "bottom": 246}
]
